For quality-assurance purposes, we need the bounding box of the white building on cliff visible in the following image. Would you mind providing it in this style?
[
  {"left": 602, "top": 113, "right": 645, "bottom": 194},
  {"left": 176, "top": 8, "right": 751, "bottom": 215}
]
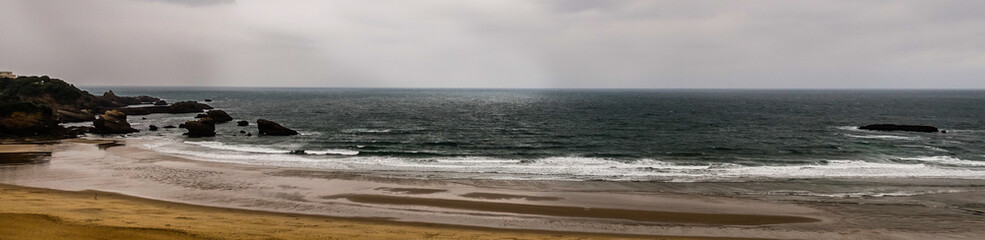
[{"left": 0, "top": 71, "right": 16, "bottom": 79}]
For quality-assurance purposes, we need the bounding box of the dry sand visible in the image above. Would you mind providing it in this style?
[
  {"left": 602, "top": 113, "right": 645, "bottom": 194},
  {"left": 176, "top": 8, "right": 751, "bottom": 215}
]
[{"left": 0, "top": 184, "right": 756, "bottom": 240}]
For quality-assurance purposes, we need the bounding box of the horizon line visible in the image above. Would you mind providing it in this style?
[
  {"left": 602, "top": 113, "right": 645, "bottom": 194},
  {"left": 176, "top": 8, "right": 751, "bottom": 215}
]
[{"left": 75, "top": 85, "right": 985, "bottom": 91}]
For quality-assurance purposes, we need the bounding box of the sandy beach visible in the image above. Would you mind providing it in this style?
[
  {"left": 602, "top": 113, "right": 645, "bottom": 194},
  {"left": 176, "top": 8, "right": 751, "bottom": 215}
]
[
  {"left": 0, "top": 183, "right": 752, "bottom": 240},
  {"left": 1, "top": 140, "right": 984, "bottom": 239}
]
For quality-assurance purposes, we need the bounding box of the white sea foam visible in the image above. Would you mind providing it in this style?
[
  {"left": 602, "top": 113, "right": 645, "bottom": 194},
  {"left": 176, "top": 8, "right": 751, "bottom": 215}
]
[
  {"left": 844, "top": 134, "right": 918, "bottom": 141},
  {"left": 135, "top": 139, "right": 985, "bottom": 182},
  {"left": 341, "top": 128, "right": 392, "bottom": 133},
  {"left": 835, "top": 126, "right": 862, "bottom": 131},
  {"left": 899, "top": 156, "right": 985, "bottom": 166},
  {"left": 184, "top": 141, "right": 291, "bottom": 154},
  {"left": 307, "top": 149, "right": 359, "bottom": 156},
  {"left": 766, "top": 189, "right": 967, "bottom": 198}
]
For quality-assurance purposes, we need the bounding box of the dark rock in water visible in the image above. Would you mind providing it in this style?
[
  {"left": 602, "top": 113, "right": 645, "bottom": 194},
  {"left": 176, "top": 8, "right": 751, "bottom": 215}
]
[
  {"left": 859, "top": 124, "right": 940, "bottom": 133},
  {"left": 204, "top": 99, "right": 213, "bottom": 102},
  {"left": 206, "top": 110, "right": 233, "bottom": 123},
  {"left": 169, "top": 101, "right": 213, "bottom": 112},
  {"left": 289, "top": 150, "right": 306, "bottom": 155},
  {"left": 106, "top": 101, "right": 213, "bottom": 116},
  {"left": 246, "top": 132, "right": 252, "bottom": 136},
  {"left": 148, "top": 125, "right": 159, "bottom": 131},
  {"left": 183, "top": 118, "right": 215, "bottom": 137},
  {"left": 95, "top": 90, "right": 161, "bottom": 108},
  {"left": 237, "top": 120, "right": 249, "bottom": 126},
  {"left": 163, "top": 125, "right": 176, "bottom": 129},
  {"left": 141, "top": 117, "right": 147, "bottom": 120},
  {"left": 93, "top": 110, "right": 138, "bottom": 134},
  {"left": 178, "top": 123, "right": 185, "bottom": 128},
  {"left": 154, "top": 100, "right": 168, "bottom": 106},
  {"left": 257, "top": 119, "right": 298, "bottom": 136},
  {"left": 195, "top": 113, "right": 208, "bottom": 118},
  {"left": 239, "top": 130, "right": 246, "bottom": 134}
]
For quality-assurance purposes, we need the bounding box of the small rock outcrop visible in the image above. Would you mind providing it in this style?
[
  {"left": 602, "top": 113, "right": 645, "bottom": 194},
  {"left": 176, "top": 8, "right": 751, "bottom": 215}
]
[
  {"left": 859, "top": 124, "right": 940, "bottom": 133},
  {"left": 195, "top": 114, "right": 208, "bottom": 118},
  {"left": 149, "top": 125, "right": 159, "bottom": 131},
  {"left": 154, "top": 100, "right": 168, "bottom": 106},
  {"left": 206, "top": 110, "right": 233, "bottom": 123},
  {"left": 204, "top": 99, "right": 213, "bottom": 102},
  {"left": 257, "top": 119, "right": 298, "bottom": 136},
  {"left": 163, "top": 125, "right": 176, "bottom": 129},
  {"left": 93, "top": 110, "right": 138, "bottom": 134},
  {"left": 95, "top": 90, "right": 160, "bottom": 108},
  {"left": 183, "top": 118, "right": 216, "bottom": 137},
  {"left": 237, "top": 120, "right": 249, "bottom": 126}
]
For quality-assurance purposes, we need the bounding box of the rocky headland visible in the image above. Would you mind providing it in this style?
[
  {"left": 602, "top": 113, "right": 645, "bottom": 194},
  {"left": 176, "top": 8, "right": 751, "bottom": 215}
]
[{"left": 1, "top": 75, "right": 299, "bottom": 141}]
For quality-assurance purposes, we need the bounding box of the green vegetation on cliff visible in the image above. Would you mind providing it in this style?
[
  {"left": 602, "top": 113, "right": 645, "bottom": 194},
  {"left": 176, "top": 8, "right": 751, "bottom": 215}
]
[
  {"left": 0, "top": 76, "right": 96, "bottom": 110},
  {"left": 0, "top": 76, "right": 93, "bottom": 138}
]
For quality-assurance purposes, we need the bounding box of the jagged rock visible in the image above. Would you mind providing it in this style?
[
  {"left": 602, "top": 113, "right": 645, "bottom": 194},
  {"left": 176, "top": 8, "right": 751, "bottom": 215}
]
[
  {"left": 859, "top": 124, "right": 940, "bottom": 133},
  {"left": 149, "top": 125, "right": 159, "bottom": 131},
  {"left": 154, "top": 100, "right": 168, "bottom": 106},
  {"left": 206, "top": 110, "right": 233, "bottom": 123},
  {"left": 95, "top": 90, "right": 160, "bottom": 107},
  {"left": 183, "top": 118, "right": 215, "bottom": 137},
  {"left": 257, "top": 119, "right": 298, "bottom": 136},
  {"left": 237, "top": 120, "right": 249, "bottom": 126},
  {"left": 246, "top": 132, "right": 252, "bottom": 136},
  {"left": 93, "top": 110, "right": 138, "bottom": 134}
]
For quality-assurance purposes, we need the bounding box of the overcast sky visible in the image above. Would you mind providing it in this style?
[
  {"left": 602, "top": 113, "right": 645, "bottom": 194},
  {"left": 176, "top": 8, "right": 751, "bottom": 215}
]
[{"left": 1, "top": 0, "right": 984, "bottom": 88}]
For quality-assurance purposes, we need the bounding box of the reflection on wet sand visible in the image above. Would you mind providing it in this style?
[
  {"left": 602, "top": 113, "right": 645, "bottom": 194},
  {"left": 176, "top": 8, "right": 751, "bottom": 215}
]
[
  {"left": 460, "top": 192, "right": 562, "bottom": 201},
  {"left": 375, "top": 187, "right": 449, "bottom": 194},
  {"left": 324, "top": 194, "right": 820, "bottom": 225},
  {"left": 0, "top": 152, "right": 51, "bottom": 165}
]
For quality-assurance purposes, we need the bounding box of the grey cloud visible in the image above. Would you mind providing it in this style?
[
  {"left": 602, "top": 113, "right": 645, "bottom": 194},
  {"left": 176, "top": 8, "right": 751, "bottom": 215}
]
[
  {"left": 138, "top": 0, "right": 234, "bottom": 7},
  {"left": 1, "top": 0, "right": 983, "bottom": 88}
]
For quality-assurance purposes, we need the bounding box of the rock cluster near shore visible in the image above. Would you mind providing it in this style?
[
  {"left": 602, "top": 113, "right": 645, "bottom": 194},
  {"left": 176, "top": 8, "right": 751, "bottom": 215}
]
[{"left": 2, "top": 75, "right": 301, "bottom": 140}]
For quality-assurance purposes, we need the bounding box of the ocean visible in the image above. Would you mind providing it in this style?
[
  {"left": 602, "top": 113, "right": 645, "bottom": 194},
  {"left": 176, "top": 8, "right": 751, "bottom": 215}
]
[{"left": 77, "top": 88, "right": 985, "bottom": 182}]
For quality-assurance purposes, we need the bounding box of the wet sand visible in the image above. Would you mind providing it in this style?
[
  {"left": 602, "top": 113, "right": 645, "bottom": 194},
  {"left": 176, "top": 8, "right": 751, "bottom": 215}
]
[
  {"left": 0, "top": 144, "right": 52, "bottom": 165},
  {"left": 326, "top": 194, "right": 819, "bottom": 225},
  {"left": 0, "top": 183, "right": 744, "bottom": 240}
]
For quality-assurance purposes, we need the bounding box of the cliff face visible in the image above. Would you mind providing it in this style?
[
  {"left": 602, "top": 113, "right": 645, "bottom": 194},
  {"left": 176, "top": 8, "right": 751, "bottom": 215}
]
[
  {"left": 0, "top": 102, "right": 57, "bottom": 137},
  {"left": 0, "top": 76, "right": 83, "bottom": 138}
]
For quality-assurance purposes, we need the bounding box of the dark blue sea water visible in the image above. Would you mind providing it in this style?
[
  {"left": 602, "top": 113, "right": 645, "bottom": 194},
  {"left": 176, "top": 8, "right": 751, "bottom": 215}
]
[{"left": 77, "top": 88, "right": 985, "bottom": 181}]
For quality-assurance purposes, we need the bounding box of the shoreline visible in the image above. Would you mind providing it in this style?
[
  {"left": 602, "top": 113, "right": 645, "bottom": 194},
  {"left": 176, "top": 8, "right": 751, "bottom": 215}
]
[
  {"left": 2, "top": 139, "right": 984, "bottom": 239},
  {"left": 0, "top": 183, "right": 750, "bottom": 240}
]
